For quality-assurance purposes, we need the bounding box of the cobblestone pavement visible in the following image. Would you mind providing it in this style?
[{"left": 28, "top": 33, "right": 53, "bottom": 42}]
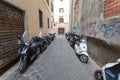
[{"left": 0, "top": 35, "right": 100, "bottom": 80}]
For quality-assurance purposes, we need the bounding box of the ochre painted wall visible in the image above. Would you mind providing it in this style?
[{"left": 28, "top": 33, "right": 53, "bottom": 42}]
[{"left": 15, "top": 0, "right": 52, "bottom": 39}]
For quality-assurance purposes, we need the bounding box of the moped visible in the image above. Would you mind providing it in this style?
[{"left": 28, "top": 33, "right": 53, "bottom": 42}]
[
  {"left": 74, "top": 35, "right": 89, "bottom": 63},
  {"left": 95, "top": 59, "right": 120, "bottom": 80}
]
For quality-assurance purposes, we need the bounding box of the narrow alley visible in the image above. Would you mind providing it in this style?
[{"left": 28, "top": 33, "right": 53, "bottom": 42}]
[
  {"left": 0, "top": 35, "right": 100, "bottom": 80},
  {"left": 0, "top": 0, "right": 120, "bottom": 80}
]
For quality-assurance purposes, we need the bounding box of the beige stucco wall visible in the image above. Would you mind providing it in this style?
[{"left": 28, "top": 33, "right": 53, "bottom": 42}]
[{"left": 6, "top": 0, "right": 53, "bottom": 39}]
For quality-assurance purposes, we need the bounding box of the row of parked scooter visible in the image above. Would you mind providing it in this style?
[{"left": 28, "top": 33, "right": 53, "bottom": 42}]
[
  {"left": 17, "top": 33, "right": 56, "bottom": 73},
  {"left": 65, "top": 32, "right": 120, "bottom": 80},
  {"left": 66, "top": 33, "right": 120, "bottom": 80},
  {"left": 65, "top": 32, "right": 89, "bottom": 63}
]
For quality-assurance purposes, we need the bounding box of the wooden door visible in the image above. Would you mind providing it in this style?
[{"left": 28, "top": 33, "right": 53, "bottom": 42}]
[{"left": 58, "top": 28, "right": 64, "bottom": 34}]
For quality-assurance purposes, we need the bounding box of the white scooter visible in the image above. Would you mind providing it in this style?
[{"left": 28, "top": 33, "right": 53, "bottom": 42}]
[
  {"left": 74, "top": 35, "right": 89, "bottom": 63},
  {"left": 95, "top": 59, "right": 120, "bottom": 80}
]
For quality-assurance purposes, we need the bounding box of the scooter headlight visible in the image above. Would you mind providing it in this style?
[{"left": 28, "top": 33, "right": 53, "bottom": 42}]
[{"left": 21, "top": 47, "right": 28, "bottom": 54}]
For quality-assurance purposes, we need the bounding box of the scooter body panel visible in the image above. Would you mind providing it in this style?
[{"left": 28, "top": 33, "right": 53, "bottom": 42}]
[
  {"left": 75, "top": 42, "right": 88, "bottom": 56},
  {"left": 79, "top": 42, "right": 87, "bottom": 52},
  {"left": 102, "top": 61, "right": 120, "bottom": 80},
  {"left": 75, "top": 44, "right": 80, "bottom": 54}
]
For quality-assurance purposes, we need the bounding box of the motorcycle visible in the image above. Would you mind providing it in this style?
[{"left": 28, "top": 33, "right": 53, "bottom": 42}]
[
  {"left": 17, "top": 36, "right": 40, "bottom": 73},
  {"left": 74, "top": 35, "right": 89, "bottom": 63},
  {"left": 95, "top": 59, "right": 120, "bottom": 80}
]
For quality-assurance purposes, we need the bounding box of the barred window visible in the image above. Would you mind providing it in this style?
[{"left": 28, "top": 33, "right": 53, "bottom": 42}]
[
  {"left": 59, "top": 17, "right": 64, "bottom": 23},
  {"left": 39, "top": 10, "right": 43, "bottom": 28},
  {"left": 59, "top": 8, "right": 64, "bottom": 13}
]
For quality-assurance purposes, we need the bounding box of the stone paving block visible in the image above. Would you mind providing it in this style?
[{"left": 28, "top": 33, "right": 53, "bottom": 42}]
[
  {"left": 25, "top": 67, "right": 35, "bottom": 74},
  {"left": 5, "top": 71, "right": 21, "bottom": 80},
  {"left": 30, "top": 71, "right": 38, "bottom": 77},
  {"left": 35, "top": 74, "right": 43, "bottom": 80},
  {"left": 37, "top": 66, "right": 45, "bottom": 74},
  {"left": 17, "top": 76, "right": 30, "bottom": 80}
]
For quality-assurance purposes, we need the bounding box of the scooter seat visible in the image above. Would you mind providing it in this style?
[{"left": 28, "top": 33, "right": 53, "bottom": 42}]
[
  {"left": 106, "top": 69, "right": 115, "bottom": 78},
  {"left": 105, "top": 69, "right": 117, "bottom": 80}
]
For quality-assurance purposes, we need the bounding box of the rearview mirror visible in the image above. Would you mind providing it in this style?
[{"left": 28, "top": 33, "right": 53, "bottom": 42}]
[
  {"left": 17, "top": 35, "right": 21, "bottom": 40},
  {"left": 117, "top": 58, "right": 120, "bottom": 63}
]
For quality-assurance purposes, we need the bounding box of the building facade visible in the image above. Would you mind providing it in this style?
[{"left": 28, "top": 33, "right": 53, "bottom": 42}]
[
  {"left": 70, "top": 0, "right": 120, "bottom": 66},
  {"left": 0, "top": 0, "right": 53, "bottom": 73},
  {"left": 53, "top": 0, "right": 70, "bottom": 34}
]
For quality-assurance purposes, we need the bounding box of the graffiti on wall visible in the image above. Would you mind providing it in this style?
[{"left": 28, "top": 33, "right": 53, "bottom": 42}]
[
  {"left": 84, "top": 21, "right": 97, "bottom": 37},
  {"left": 72, "top": 23, "right": 80, "bottom": 34},
  {"left": 100, "top": 21, "right": 120, "bottom": 43}
]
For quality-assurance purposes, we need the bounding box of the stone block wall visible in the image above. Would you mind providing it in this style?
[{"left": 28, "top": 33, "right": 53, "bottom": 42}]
[{"left": 87, "top": 37, "right": 120, "bottom": 67}]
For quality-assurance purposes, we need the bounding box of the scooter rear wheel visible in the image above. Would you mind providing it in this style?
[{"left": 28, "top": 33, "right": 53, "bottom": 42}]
[
  {"left": 79, "top": 54, "right": 88, "bottom": 63},
  {"left": 94, "top": 70, "right": 103, "bottom": 80}
]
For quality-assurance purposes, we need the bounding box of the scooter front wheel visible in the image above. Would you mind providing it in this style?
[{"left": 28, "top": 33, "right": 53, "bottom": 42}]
[
  {"left": 80, "top": 54, "right": 88, "bottom": 63},
  {"left": 19, "top": 55, "right": 27, "bottom": 73}
]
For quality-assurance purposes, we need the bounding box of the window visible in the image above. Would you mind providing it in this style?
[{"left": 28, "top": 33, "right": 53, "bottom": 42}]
[
  {"left": 59, "top": 17, "right": 64, "bottom": 23},
  {"left": 51, "top": 2, "right": 53, "bottom": 12},
  {"left": 104, "top": 0, "right": 120, "bottom": 18},
  {"left": 39, "top": 10, "right": 43, "bottom": 28},
  {"left": 59, "top": 8, "right": 64, "bottom": 13},
  {"left": 46, "top": 0, "right": 49, "bottom": 6},
  {"left": 48, "top": 18, "right": 49, "bottom": 29}
]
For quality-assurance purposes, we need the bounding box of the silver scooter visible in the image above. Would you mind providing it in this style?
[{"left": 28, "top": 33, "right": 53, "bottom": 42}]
[
  {"left": 95, "top": 59, "right": 120, "bottom": 80},
  {"left": 74, "top": 35, "right": 89, "bottom": 63}
]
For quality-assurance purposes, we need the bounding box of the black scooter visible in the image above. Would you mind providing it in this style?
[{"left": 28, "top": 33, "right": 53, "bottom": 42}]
[
  {"left": 17, "top": 36, "right": 40, "bottom": 73},
  {"left": 45, "top": 34, "right": 52, "bottom": 45},
  {"left": 49, "top": 33, "right": 56, "bottom": 41}
]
